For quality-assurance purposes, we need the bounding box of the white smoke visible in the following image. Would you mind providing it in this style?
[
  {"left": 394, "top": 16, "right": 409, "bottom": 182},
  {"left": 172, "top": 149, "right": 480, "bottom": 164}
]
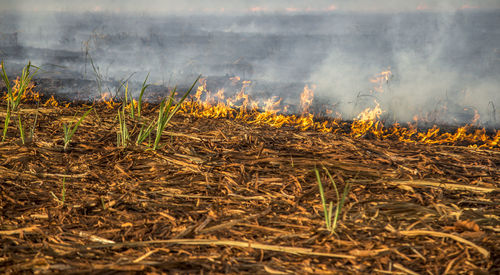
[{"left": 1, "top": 1, "right": 499, "bottom": 126}]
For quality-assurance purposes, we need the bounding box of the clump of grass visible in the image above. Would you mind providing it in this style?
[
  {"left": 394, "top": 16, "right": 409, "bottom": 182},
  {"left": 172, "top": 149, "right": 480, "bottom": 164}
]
[
  {"left": 135, "top": 118, "right": 155, "bottom": 147},
  {"left": 133, "top": 75, "right": 200, "bottom": 149},
  {"left": 115, "top": 74, "right": 152, "bottom": 147},
  {"left": 133, "top": 75, "right": 155, "bottom": 146},
  {"left": 100, "top": 73, "right": 200, "bottom": 149},
  {"left": 63, "top": 107, "right": 93, "bottom": 150},
  {"left": 117, "top": 83, "right": 130, "bottom": 147},
  {"left": 117, "top": 106, "right": 129, "bottom": 147},
  {"left": 152, "top": 76, "right": 200, "bottom": 150},
  {"left": 314, "top": 166, "right": 351, "bottom": 232},
  {"left": 1, "top": 61, "right": 39, "bottom": 142}
]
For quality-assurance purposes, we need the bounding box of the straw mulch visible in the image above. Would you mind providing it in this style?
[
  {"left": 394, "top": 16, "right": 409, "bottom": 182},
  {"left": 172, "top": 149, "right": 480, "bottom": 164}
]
[{"left": 1, "top": 103, "right": 499, "bottom": 274}]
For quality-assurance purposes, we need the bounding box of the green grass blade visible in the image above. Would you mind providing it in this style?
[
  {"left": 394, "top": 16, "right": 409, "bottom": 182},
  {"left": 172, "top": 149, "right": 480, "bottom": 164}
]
[
  {"left": 151, "top": 76, "right": 200, "bottom": 150},
  {"left": 115, "top": 72, "right": 135, "bottom": 99},
  {"left": 339, "top": 183, "right": 351, "bottom": 213},
  {"left": 68, "top": 107, "right": 93, "bottom": 139},
  {"left": 1, "top": 61, "right": 12, "bottom": 141},
  {"left": 12, "top": 61, "right": 38, "bottom": 110},
  {"left": 89, "top": 54, "right": 103, "bottom": 94},
  {"left": 333, "top": 183, "right": 351, "bottom": 231},
  {"left": 2, "top": 101, "right": 11, "bottom": 141},
  {"left": 13, "top": 63, "right": 28, "bottom": 107},
  {"left": 324, "top": 167, "right": 340, "bottom": 201},
  {"left": 0, "top": 61, "right": 12, "bottom": 95},
  {"left": 328, "top": 201, "right": 334, "bottom": 231},
  {"left": 17, "top": 114, "right": 25, "bottom": 144},
  {"left": 315, "top": 168, "right": 331, "bottom": 230},
  {"left": 323, "top": 166, "right": 341, "bottom": 231},
  {"left": 117, "top": 109, "right": 123, "bottom": 146},
  {"left": 152, "top": 90, "right": 177, "bottom": 150},
  {"left": 30, "top": 100, "right": 40, "bottom": 139},
  {"left": 124, "top": 82, "right": 128, "bottom": 106},
  {"left": 136, "top": 119, "right": 155, "bottom": 145},
  {"left": 153, "top": 99, "right": 168, "bottom": 149},
  {"left": 164, "top": 75, "right": 200, "bottom": 124},
  {"left": 63, "top": 124, "right": 68, "bottom": 139},
  {"left": 137, "top": 73, "right": 150, "bottom": 118},
  {"left": 118, "top": 106, "right": 130, "bottom": 147},
  {"left": 129, "top": 94, "right": 135, "bottom": 119}
]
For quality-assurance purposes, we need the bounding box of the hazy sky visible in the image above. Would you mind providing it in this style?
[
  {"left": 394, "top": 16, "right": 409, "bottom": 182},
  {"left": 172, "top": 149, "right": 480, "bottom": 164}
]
[{"left": 2, "top": 0, "right": 500, "bottom": 13}]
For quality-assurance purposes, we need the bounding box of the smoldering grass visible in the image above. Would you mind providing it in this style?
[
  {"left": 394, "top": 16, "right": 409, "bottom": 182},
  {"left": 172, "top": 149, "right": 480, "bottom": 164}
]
[
  {"left": 315, "top": 166, "right": 351, "bottom": 232},
  {"left": 63, "top": 107, "right": 93, "bottom": 150}
]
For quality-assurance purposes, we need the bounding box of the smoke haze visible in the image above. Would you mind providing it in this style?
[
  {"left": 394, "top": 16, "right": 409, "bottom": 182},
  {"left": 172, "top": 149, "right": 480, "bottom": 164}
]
[
  {"left": 2, "top": 1, "right": 500, "bottom": 13},
  {"left": 1, "top": 1, "right": 499, "bottom": 127}
]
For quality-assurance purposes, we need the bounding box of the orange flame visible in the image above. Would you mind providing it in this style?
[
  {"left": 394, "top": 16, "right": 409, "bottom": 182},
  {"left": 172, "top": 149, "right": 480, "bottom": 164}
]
[
  {"left": 43, "top": 95, "right": 59, "bottom": 107},
  {"left": 2, "top": 77, "right": 39, "bottom": 103},
  {"left": 99, "top": 92, "right": 119, "bottom": 109},
  {"left": 2, "top": 70, "right": 496, "bottom": 149},
  {"left": 177, "top": 74, "right": 499, "bottom": 149},
  {"left": 370, "top": 67, "right": 392, "bottom": 93},
  {"left": 356, "top": 101, "right": 383, "bottom": 122},
  {"left": 300, "top": 84, "right": 315, "bottom": 115}
]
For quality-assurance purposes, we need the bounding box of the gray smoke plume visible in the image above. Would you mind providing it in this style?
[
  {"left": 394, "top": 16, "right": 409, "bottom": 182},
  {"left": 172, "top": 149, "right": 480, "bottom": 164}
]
[{"left": 1, "top": 1, "right": 499, "bottom": 127}]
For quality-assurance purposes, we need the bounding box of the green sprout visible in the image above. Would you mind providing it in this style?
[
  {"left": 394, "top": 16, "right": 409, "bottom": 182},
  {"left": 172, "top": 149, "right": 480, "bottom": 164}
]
[
  {"left": 315, "top": 166, "right": 351, "bottom": 232},
  {"left": 63, "top": 107, "right": 93, "bottom": 150}
]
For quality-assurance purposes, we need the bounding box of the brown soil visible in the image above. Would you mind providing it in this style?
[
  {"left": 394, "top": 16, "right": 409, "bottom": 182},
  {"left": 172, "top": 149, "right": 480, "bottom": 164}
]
[{"left": 1, "top": 103, "right": 499, "bottom": 274}]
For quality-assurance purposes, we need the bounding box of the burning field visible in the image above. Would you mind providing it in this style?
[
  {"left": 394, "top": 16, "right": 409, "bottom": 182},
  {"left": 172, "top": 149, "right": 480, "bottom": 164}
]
[
  {"left": 1, "top": 2, "right": 500, "bottom": 274},
  {"left": 0, "top": 61, "right": 499, "bottom": 274}
]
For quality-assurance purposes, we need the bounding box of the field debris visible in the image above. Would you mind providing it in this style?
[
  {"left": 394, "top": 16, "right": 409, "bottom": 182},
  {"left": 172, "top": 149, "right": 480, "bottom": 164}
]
[{"left": 1, "top": 97, "right": 499, "bottom": 273}]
